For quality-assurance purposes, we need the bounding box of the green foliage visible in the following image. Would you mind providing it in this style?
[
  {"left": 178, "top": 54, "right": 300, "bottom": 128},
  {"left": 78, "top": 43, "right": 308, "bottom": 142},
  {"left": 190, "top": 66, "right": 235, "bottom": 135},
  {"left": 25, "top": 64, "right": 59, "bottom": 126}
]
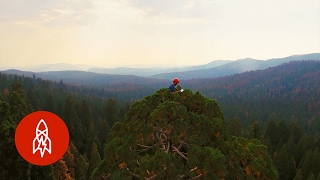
[
  {"left": 228, "top": 117, "right": 243, "bottom": 136},
  {"left": 104, "top": 98, "right": 120, "bottom": 128},
  {"left": 93, "top": 89, "right": 277, "bottom": 179},
  {"left": 9, "top": 82, "right": 30, "bottom": 123},
  {"left": 249, "top": 121, "right": 261, "bottom": 140},
  {"left": 0, "top": 93, "right": 32, "bottom": 180},
  {"left": 88, "top": 142, "right": 101, "bottom": 179},
  {"left": 30, "top": 165, "right": 55, "bottom": 180},
  {"left": 70, "top": 142, "right": 88, "bottom": 180},
  {"left": 293, "top": 169, "right": 303, "bottom": 180},
  {"left": 227, "top": 136, "right": 278, "bottom": 180},
  {"left": 274, "top": 143, "right": 296, "bottom": 180}
]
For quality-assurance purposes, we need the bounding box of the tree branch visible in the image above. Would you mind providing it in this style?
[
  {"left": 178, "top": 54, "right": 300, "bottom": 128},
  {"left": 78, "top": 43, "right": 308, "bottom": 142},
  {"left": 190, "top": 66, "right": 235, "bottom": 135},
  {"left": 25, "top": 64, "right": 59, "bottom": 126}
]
[
  {"left": 166, "top": 141, "right": 170, "bottom": 153},
  {"left": 189, "top": 167, "right": 198, "bottom": 172},
  {"left": 145, "top": 174, "right": 157, "bottom": 180},
  {"left": 137, "top": 144, "right": 153, "bottom": 153},
  {"left": 137, "top": 143, "right": 152, "bottom": 148},
  {"left": 172, "top": 145, "right": 188, "bottom": 160},
  {"left": 174, "top": 133, "right": 189, "bottom": 156},
  {"left": 189, "top": 174, "right": 203, "bottom": 180},
  {"left": 129, "top": 171, "right": 140, "bottom": 178}
]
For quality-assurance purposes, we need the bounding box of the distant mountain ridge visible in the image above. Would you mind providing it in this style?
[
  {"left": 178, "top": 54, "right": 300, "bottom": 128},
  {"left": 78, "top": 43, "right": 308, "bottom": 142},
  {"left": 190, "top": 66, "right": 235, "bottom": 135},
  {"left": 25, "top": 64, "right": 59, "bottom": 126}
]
[
  {"left": 87, "top": 60, "right": 232, "bottom": 76},
  {"left": 2, "top": 53, "right": 318, "bottom": 78},
  {"left": 1, "top": 53, "right": 319, "bottom": 83},
  {"left": 149, "top": 53, "right": 320, "bottom": 80},
  {"left": 1, "top": 69, "right": 168, "bottom": 89}
]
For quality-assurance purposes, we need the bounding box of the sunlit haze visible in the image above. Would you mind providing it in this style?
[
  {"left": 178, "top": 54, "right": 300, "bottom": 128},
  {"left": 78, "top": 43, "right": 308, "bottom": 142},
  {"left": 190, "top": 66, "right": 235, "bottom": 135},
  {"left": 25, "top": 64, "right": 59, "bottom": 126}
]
[{"left": 0, "top": 0, "right": 319, "bottom": 69}]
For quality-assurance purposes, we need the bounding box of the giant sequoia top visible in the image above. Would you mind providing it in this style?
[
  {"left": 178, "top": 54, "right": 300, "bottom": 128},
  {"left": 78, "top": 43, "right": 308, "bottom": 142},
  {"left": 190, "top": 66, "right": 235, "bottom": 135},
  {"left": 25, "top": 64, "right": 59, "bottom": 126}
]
[{"left": 93, "top": 88, "right": 278, "bottom": 179}]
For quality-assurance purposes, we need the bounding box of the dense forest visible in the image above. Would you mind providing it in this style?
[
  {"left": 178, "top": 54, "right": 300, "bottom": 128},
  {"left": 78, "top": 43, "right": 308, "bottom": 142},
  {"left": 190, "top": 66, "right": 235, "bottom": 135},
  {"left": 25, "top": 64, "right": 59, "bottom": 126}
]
[{"left": 1, "top": 60, "right": 320, "bottom": 179}]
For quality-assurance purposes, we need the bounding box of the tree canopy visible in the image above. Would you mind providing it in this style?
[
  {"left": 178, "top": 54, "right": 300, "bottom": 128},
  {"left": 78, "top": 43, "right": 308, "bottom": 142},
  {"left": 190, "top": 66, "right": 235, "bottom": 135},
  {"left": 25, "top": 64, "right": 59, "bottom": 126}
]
[{"left": 93, "top": 88, "right": 278, "bottom": 179}]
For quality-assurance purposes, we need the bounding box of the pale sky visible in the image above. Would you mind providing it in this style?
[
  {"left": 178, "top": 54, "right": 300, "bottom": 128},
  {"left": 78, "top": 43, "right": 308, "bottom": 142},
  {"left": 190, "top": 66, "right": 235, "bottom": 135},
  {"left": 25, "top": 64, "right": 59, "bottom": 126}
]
[{"left": 0, "top": 0, "right": 319, "bottom": 68}]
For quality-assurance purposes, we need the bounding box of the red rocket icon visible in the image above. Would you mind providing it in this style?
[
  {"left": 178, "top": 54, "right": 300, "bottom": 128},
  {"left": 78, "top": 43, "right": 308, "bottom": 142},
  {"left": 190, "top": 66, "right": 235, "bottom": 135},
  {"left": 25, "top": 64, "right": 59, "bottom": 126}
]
[
  {"left": 15, "top": 111, "right": 69, "bottom": 166},
  {"left": 32, "top": 119, "right": 52, "bottom": 158}
]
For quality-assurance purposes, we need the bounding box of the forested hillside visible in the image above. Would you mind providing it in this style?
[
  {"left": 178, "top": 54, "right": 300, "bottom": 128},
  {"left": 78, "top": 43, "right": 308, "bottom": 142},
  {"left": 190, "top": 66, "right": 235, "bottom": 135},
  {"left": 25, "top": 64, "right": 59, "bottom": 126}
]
[
  {"left": 184, "top": 60, "right": 320, "bottom": 128},
  {"left": 0, "top": 74, "right": 133, "bottom": 180},
  {"left": 1, "top": 60, "right": 320, "bottom": 179},
  {"left": 150, "top": 53, "right": 320, "bottom": 79}
]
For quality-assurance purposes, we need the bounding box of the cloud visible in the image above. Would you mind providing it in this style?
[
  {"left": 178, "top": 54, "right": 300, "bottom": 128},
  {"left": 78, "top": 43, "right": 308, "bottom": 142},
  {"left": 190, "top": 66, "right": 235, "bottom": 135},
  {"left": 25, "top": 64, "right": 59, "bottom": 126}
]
[
  {"left": 115, "top": 0, "right": 215, "bottom": 25},
  {"left": 0, "top": 0, "right": 95, "bottom": 27}
]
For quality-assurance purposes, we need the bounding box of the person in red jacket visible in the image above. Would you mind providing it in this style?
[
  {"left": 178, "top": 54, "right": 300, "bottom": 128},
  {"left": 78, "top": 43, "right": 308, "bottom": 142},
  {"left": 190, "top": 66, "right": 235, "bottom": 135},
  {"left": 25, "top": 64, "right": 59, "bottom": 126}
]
[{"left": 169, "top": 78, "right": 183, "bottom": 94}]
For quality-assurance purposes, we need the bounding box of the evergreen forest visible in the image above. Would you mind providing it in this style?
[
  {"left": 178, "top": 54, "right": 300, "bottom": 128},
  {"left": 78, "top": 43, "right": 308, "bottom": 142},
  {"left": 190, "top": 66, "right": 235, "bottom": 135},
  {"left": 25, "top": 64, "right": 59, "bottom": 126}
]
[{"left": 1, "top": 60, "right": 320, "bottom": 179}]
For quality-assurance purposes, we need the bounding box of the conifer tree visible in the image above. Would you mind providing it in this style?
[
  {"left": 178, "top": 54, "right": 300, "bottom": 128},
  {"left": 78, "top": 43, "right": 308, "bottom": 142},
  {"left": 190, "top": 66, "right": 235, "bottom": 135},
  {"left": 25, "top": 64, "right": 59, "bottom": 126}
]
[
  {"left": 228, "top": 117, "right": 242, "bottom": 136},
  {"left": 98, "top": 119, "right": 110, "bottom": 147},
  {"left": 63, "top": 147, "right": 76, "bottom": 179},
  {"left": 88, "top": 142, "right": 101, "bottom": 179},
  {"left": 54, "top": 159, "right": 72, "bottom": 180},
  {"left": 0, "top": 88, "right": 32, "bottom": 180},
  {"left": 307, "top": 172, "right": 315, "bottom": 180},
  {"left": 296, "top": 135, "right": 308, "bottom": 167},
  {"left": 274, "top": 143, "right": 296, "bottom": 180},
  {"left": 79, "top": 100, "right": 94, "bottom": 133},
  {"left": 311, "top": 148, "right": 320, "bottom": 179},
  {"left": 276, "top": 120, "right": 289, "bottom": 147},
  {"left": 9, "top": 82, "right": 30, "bottom": 123},
  {"left": 85, "top": 122, "right": 98, "bottom": 158},
  {"left": 264, "top": 120, "right": 277, "bottom": 151},
  {"left": 104, "top": 98, "right": 119, "bottom": 127},
  {"left": 287, "top": 134, "right": 297, "bottom": 160},
  {"left": 29, "top": 165, "right": 55, "bottom": 180},
  {"left": 294, "top": 169, "right": 303, "bottom": 180},
  {"left": 301, "top": 150, "right": 313, "bottom": 178},
  {"left": 93, "top": 89, "right": 278, "bottom": 179},
  {"left": 289, "top": 122, "right": 304, "bottom": 144},
  {"left": 70, "top": 142, "right": 88, "bottom": 180},
  {"left": 248, "top": 120, "right": 261, "bottom": 140},
  {"left": 44, "top": 93, "right": 55, "bottom": 112}
]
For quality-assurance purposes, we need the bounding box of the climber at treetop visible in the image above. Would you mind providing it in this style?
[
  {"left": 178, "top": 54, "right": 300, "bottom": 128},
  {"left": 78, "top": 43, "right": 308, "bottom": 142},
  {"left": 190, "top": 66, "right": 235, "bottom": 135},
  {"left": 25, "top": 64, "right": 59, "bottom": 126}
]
[{"left": 169, "top": 78, "right": 183, "bottom": 94}]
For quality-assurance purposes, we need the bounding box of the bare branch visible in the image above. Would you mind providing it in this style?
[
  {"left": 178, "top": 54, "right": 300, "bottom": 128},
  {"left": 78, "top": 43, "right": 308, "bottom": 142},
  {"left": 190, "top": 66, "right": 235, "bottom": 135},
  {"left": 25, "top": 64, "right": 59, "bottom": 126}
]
[
  {"left": 166, "top": 141, "right": 170, "bottom": 153},
  {"left": 178, "top": 134, "right": 189, "bottom": 150},
  {"left": 145, "top": 174, "right": 158, "bottom": 180},
  {"left": 189, "top": 174, "right": 203, "bottom": 180},
  {"left": 189, "top": 167, "right": 198, "bottom": 172},
  {"left": 160, "top": 133, "right": 167, "bottom": 140},
  {"left": 174, "top": 134, "right": 189, "bottom": 156},
  {"left": 137, "top": 143, "right": 152, "bottom": 148},
  {"left": 137, "top": 144, "right": 153, "bottom": 153},
  {"left": 129, "top": 172, "right": 140, "bottom": 178},
  {"left": 172, "top": 145, "right": 188, "bottom": 160}
]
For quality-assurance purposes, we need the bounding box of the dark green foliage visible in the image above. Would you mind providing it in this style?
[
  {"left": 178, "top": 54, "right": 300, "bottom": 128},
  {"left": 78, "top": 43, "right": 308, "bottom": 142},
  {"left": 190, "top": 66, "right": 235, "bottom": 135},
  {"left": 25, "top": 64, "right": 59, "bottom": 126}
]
[
  {"left": 274, "top": 143, "right": 296, "bottom": 180},
  {"left": 249, "top": 120, "right": 261, "bottom": 140},
  {"left": 307, "top": 172, "right": 315, "bottom": 180},
  {"left": 0, "top": 89, "right": 32, "bottom": 180},
  {"left": 93, "top": 89, "right": 277, "bottom": 179},
  {"left": 88, "top": 142, "right": 101, "bottom": 179},
  {"left": 264, "top": 120, "right": 277, "bottom": 151},
  {"left": 228, "top": 117, "right": 242, "bottom": 136},
  {"left": 293, "top": 169, "right": 303, "bottom": 180},
  {"left": 301, "top": 148, "right": 320, "bottom": 179},
  {"left": 29, "top": 165, "right": 55, "bottom": 180},
  {"left": 70, "top": 142, "right": 88, "bottom": 180},
  {"left": 104, "top": 98, "right": 120, "bottom": 128},
  {"left": 9, "top": 82, "right": 30, "bottom": 123}
]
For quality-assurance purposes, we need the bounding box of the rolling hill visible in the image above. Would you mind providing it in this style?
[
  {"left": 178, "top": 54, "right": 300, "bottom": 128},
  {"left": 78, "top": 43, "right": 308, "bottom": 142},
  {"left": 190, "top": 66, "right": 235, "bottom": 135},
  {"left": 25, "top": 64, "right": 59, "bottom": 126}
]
[{"left": 149, "top": 53, "right": 320, "bottom": 80}]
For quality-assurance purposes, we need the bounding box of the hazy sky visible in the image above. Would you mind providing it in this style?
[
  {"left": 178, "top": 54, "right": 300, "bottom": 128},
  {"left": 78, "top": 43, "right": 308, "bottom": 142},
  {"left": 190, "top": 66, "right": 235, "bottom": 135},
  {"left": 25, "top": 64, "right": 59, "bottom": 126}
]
[{"left": 0, "top": 0, "right": 319, "bottom": 68}]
